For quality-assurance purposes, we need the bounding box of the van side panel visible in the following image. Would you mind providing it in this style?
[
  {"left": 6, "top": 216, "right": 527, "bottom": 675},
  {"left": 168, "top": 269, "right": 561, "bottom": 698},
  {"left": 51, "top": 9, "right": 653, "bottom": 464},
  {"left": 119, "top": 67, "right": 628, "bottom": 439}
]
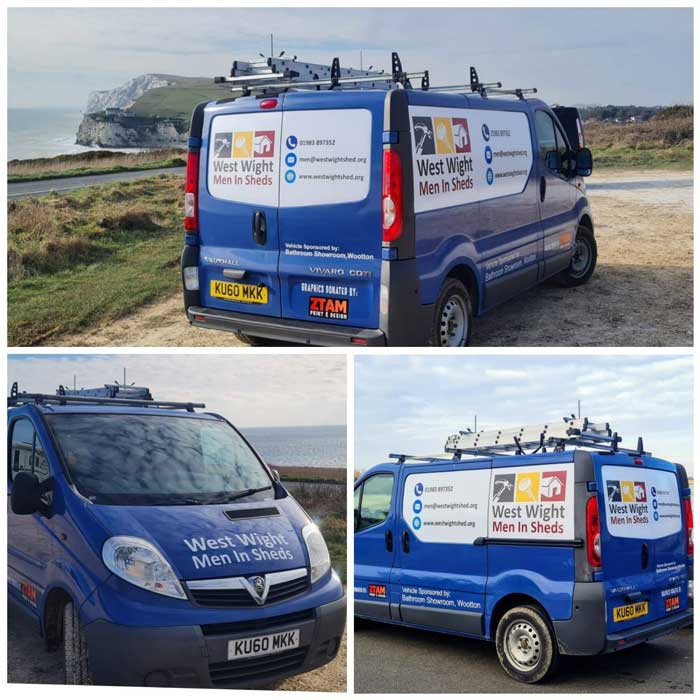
[
  {"left": 405, "top": 93, "right": 542, "bottom": 315},
  {"left": 485, "top": 545, "right": 575, "bottom": 638}
]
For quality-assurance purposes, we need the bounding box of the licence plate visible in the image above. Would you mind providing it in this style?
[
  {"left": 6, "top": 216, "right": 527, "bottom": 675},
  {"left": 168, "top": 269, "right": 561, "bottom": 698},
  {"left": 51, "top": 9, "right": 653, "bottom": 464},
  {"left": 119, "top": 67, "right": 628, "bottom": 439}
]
[
  {"left": 612, "top": 601, "right": 649, "bottom": 623},
  {"left": 227, "top": 629, "right": 300, "bottom": 660},
  {"left": 210, "top": 280, "right": 268, "bottom": 304}
]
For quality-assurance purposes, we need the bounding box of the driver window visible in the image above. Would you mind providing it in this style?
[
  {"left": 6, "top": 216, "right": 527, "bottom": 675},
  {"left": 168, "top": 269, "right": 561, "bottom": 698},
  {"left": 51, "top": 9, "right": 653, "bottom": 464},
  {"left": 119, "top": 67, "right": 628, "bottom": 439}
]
[
  {"left": 534, "top": 111, "right": 557, "bottom": 164},
  {"left": 356, "top": 473, "right": 394, "bottom": 532}
]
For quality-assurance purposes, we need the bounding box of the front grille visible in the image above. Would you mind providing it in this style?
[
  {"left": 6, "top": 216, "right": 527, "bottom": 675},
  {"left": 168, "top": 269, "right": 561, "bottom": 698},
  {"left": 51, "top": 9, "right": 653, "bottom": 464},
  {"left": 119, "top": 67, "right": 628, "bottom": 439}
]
[
  {"left": 201, "top": 609, "right": 315, "bottom": 637},
  {"left": 209, "top": 646, "right": 309, "bottom": 687},
  {"left": 189, "top": 573, "right": 310, "bottom": 608}
]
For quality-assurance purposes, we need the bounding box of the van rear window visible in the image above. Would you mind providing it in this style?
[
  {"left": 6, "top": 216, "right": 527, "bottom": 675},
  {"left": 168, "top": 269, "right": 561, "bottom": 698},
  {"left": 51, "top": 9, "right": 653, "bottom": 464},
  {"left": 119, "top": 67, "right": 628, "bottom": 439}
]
[{"left": 46, "top": 414, "right": 272, "bottom": 506}]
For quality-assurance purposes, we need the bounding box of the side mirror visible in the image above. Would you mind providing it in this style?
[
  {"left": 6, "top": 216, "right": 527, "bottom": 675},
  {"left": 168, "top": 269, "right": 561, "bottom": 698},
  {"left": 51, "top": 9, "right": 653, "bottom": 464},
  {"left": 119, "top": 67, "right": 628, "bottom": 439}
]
[
  {"left": 11, "top": 472, "right": 45, "bottom": 515},
  {"left": 545, "top": 150, "right": 562, "bottom": 172},
  {"left": 575, "top": 147, "right": 593, "bottom": 177}
]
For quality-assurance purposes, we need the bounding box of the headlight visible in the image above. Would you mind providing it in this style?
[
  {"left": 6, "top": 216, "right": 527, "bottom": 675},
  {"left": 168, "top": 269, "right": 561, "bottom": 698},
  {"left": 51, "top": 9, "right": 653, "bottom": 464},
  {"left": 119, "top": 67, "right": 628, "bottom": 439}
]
[
  {"left": 302, "top": 522, "right": 331, "bottom": 584},
  {"left": 102, "top": 536, "right": 186, "bottom": 600}
]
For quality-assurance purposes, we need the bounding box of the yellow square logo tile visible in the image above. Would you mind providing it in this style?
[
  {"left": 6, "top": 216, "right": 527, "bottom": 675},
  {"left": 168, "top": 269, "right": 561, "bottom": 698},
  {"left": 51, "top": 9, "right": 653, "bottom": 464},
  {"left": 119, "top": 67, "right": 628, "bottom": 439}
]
[
  {"left": 233, "top": 131, "right": 253, "bottom": 158},
  {"left": 433, "top": 117, "right": 455, "bottom": 154},
  {"left": 621, "top": 480, "right": 636, "bottom": 502},
  {"left": 515, "top": 472, "right": 540, "bottom": 502}
]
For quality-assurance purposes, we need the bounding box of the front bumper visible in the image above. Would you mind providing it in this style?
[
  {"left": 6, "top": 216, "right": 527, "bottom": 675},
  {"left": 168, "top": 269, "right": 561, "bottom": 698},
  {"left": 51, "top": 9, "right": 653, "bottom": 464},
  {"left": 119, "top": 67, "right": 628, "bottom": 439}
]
[
  {"left": 84, "top": 594, "right": 346, "bottom": 688},
  {"left": 187, "top": 306, "right": 386, "bottom": 346}
]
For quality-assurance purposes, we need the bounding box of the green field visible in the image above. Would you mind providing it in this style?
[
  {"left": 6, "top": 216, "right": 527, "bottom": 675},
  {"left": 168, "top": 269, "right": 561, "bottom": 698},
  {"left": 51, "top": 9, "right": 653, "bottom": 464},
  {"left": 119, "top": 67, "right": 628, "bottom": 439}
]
[
  {"left": 8, "top": 175, "right": 182, "bottom": 346},
  {"left": 131, "top": 82, "right": 229, "bottom": 120},
  {"left": 585, "top": 106, "right": 693, "bottom": 170}
]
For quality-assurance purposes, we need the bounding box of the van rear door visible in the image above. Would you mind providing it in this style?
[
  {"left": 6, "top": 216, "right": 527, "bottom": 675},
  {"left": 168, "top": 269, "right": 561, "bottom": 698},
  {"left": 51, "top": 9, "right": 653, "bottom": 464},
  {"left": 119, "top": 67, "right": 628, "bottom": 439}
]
[
  {"left": 597, "top": 457, "right": 689, "bottom": 635},
  {"left": 198, "top": 97, "right": 284, "bottom": 317},
  {"left": 276, "top": 91, "right": 384, "bottom": 330}
]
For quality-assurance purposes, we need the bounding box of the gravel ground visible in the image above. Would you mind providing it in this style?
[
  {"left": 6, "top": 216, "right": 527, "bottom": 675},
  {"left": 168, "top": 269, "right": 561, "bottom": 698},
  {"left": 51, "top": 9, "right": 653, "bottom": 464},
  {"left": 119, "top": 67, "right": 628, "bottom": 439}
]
[{"left": 48, "top": 168, "right": 692, "bottom": 347}]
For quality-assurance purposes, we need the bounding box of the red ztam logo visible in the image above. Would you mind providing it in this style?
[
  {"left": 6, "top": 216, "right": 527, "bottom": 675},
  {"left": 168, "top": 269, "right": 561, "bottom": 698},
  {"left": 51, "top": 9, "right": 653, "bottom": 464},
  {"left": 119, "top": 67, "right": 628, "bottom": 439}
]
[
  {"left": 21, "top": 581, "right": 38, "bottom": 606},
  {"left": 368, "top": 584, "right": 387, "bottom": 598},
  {"left": 308, "top": 296, "right": 349, "bottom": 320}
]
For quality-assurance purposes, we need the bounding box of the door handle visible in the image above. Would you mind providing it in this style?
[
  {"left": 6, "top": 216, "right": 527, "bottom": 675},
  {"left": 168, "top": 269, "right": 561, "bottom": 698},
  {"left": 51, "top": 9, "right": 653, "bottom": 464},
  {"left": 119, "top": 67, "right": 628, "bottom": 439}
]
[
  {"left": 252, "top": 211, "right": 267, "bottom": 246},
  {"left": 539, "top": 176, "right": 547, "bottom": 202},
  {"left": 385, "top": 530, "right": 393, "bottom": 552},
  {"left": 641, "top": 542, "right": 649, "bottom": 569},
  {"left": 402, "top": 530, "right": 410, "bottom": 554}
]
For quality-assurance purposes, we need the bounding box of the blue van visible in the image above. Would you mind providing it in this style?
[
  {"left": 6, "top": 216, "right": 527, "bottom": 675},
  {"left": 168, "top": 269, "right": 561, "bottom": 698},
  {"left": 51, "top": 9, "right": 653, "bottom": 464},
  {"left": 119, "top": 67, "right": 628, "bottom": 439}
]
[
  {"left": 181, "top": 56, "right": 595, "bottom": 346},
  {"left": 354, "top": 419, "right": 693, "bottom": 683},
  {"left": 8, "top": 386, "right": 345, "bottom": 687}
]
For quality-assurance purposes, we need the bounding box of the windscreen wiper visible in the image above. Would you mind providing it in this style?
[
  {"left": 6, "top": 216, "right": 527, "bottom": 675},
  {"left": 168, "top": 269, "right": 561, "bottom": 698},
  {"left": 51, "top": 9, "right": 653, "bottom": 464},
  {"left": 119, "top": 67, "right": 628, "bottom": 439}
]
[{"left": 221, "top": 485, "right": 273, "bottom": 503}]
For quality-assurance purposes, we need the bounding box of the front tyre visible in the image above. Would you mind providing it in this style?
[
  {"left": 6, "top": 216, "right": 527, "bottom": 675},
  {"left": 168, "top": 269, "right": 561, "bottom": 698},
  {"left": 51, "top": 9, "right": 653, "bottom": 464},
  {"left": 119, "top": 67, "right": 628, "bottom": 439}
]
[
  {"left": 495, "top": 605, "right": 559, "bottom": 684},
  {"left": 63, "top": 601, "right": 92, "bottom": 685},
  {"left": 430, "top": 278, "right": 472, "bottom": 347},
  {"left": 558, "top": 225, "right": 597, "bottom": 287}
]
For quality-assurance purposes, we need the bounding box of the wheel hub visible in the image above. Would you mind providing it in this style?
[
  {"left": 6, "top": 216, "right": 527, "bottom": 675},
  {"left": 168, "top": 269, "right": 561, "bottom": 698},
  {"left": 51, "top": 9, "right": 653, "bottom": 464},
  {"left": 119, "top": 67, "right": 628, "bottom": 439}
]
[
  {"left": 570, "top": 238, "right": 591, "bottom": 276},
  {"left": 504, "top": 621, "right": 541, "bottom": 671},
  {"left": 439, "top": 295, "right": 467, "bottom": 347}
]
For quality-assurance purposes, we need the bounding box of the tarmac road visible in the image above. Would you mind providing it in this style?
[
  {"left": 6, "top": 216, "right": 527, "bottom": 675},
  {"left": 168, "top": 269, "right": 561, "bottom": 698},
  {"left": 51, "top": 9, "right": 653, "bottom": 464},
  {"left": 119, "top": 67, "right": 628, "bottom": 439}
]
[
  {"left": 7, "top": 166, "right": 185, "bottom": 199},
  {"left": 354, "top": 618, "right": 693, "bottom": 693}
]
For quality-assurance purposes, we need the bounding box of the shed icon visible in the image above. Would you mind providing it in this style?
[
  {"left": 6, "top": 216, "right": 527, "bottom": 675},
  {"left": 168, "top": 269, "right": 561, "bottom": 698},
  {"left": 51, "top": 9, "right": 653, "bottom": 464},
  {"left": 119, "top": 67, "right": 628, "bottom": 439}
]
[{"left": 540, "top": 470, "right": 567, "bottom": 502}]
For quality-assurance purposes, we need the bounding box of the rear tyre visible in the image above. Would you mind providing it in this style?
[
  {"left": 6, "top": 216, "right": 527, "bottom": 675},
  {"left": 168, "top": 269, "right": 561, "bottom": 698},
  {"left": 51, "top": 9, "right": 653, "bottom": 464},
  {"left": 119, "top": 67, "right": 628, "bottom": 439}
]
[
  {"left": 430, "top": 278, "right": 472, "bottom": 347},
  {"left": 495, "top": 605, "right": 559, "bottom": 684},
  {"left": 63, "top": 600, "right": 92, "bottom": 685},
  {"left": 558, "top": 225, "right": 597, "bottom": 287}
]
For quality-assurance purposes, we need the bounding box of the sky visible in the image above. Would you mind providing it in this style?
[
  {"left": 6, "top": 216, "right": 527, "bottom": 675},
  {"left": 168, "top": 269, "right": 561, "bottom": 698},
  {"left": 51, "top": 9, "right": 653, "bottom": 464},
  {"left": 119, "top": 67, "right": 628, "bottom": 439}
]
[
  {"left": 8, "top": 7, "right": 693, "bottom": 109},
  {"left": 355, "top": 355, "right": 693, "bottom": 474},
  {"left": 8, "top": 354, "right": 346, "bottom": 429}
]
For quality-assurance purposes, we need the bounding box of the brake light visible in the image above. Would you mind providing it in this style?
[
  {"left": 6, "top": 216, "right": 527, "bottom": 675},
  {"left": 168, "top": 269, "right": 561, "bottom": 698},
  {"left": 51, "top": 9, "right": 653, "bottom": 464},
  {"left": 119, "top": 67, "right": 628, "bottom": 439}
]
[
  {"left": 684, "top": 497, "right": 693, "bottom": 556},
  {"left": 586, "top": 495, "right": 601, "bottom": 567},
  {"left": 382, "top": 149, "right": 403, "bottom": 242},
  {"left": 184, "top": 150, "right": 200, "bottom": 231}
]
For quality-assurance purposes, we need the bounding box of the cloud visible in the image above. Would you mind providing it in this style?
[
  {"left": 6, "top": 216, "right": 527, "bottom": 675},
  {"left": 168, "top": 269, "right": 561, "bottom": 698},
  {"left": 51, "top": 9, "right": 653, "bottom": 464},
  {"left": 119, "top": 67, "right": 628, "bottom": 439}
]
[
  {"left": 8, "top": 354, "right": 346, "bottom": 428},
  {"left": 355, "top": 355, "right": 692, "bottom": 473}
]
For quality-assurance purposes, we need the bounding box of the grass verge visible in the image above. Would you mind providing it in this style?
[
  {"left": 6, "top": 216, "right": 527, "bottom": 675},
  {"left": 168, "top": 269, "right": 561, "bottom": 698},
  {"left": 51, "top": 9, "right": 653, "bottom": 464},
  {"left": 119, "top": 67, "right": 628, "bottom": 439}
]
[
  {"left": 8, "top": 174, "right": 182, "bottom": 346},
  {"left": 287, "top": 481, "right": 346, "bottom": 583},
  {"left": 8, "top": 149, "right": 186, "bottom": 182},
  {"left": 274, "top": 465, "right": 346, "bottom": 484}
]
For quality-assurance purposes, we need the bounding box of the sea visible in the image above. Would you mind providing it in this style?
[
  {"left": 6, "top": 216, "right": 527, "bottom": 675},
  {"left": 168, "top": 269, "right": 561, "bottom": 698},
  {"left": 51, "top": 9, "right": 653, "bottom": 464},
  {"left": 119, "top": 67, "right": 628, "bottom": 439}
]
[
  {"left": 8, "top": 107, "right": 144, "bottom": 161},
  {"left": 241, "top": 425, "right": 346, "bottom": 469}
]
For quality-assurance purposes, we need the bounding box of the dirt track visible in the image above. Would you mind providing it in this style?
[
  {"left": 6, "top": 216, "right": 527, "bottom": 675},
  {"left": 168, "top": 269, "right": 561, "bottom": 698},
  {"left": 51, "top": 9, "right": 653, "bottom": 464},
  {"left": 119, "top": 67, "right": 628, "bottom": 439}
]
[{"left": 50, "top": 169, "right": 692, "bottom": 347}]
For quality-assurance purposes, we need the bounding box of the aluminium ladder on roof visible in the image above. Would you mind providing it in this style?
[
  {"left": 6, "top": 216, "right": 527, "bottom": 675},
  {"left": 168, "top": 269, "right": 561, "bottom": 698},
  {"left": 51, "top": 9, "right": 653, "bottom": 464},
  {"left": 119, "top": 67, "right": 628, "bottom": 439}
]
[
  {"left": 214, "top": 52, "right": 536, "bottom": 100},
  {"left": 389, "top": 417, "right": 647, "bottom": 464}
]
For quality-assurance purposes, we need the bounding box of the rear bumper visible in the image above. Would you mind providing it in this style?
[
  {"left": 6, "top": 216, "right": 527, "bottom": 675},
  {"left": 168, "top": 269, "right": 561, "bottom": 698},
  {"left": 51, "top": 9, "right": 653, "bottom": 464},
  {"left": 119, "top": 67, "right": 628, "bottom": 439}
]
[
  {"left": 187, "top": 306, "right": 386, "bottom": 346},
  {"left": 84, "top": 594, "right": 346, "bottom": 688},
  {"left": 604, "top": 608, "right": 693, "bottom": 652},
  {"left": 554, "top": 582, "right": 693, "bottom": 656}
]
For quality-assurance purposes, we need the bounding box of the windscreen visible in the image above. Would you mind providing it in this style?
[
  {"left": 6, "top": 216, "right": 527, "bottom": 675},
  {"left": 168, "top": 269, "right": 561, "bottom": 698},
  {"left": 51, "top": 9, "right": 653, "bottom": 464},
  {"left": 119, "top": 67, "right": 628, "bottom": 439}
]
[{"left": 46, "top": 413, "right": 273, "bottom": 505}]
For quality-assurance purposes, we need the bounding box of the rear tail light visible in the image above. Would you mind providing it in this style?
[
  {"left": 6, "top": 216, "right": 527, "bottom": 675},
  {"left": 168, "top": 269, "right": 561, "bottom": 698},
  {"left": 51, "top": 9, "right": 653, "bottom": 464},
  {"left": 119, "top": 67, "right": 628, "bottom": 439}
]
[
  {"left": 184, "top": 150, "right": 200, "bottom": 231},
  {"left": 382, "top": 149, "right": 403, "bottom": 242},
  {"left": 684, "top": 497, "right": 693, "bottom": 556},
  {"left": 586, "top": 495, "right": 601, "bottom": 567}
]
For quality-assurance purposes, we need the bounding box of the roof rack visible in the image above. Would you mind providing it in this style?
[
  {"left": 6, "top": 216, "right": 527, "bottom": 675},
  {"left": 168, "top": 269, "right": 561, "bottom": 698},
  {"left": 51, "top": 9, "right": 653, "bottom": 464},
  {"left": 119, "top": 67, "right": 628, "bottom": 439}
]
[
  {"left": 443, "top": 417, "right": 646, "bottom": 458},
  {"left": 214, "top": 51, "right": 429, "bottom": 96},
  {"left": 8, "top": 382, "right": 204, "bottom": 412},
  {"left": 57, "top": 383, "right": 153, "bottom": 401},
  {"left": 214, "top": 54, "right": 537, "bottom": 101}
]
